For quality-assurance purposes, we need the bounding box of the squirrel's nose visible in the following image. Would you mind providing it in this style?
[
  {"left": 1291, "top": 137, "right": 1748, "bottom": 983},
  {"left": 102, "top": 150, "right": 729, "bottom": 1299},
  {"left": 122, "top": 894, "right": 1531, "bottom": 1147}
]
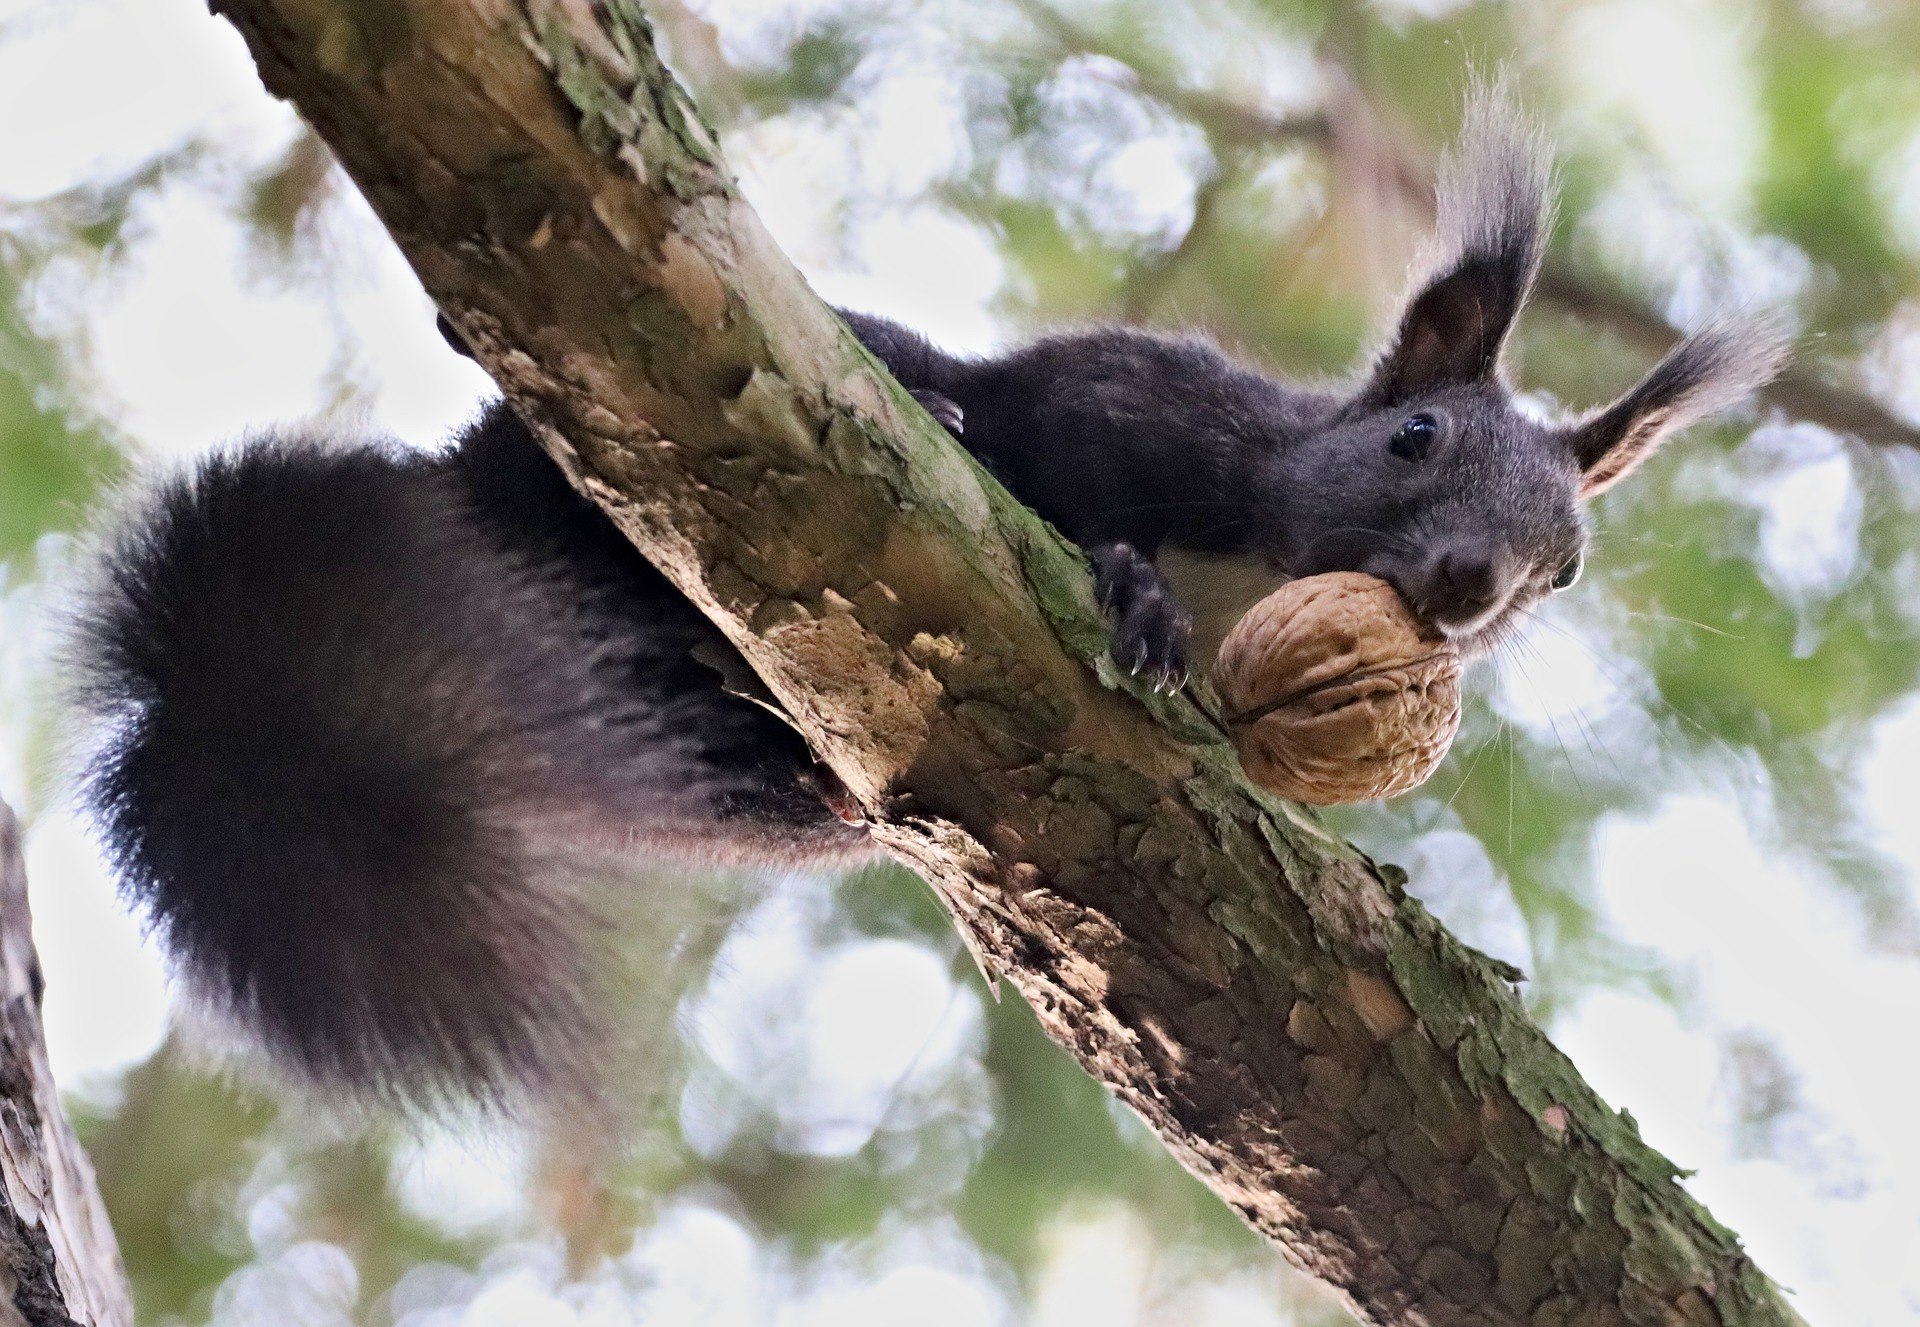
[
  {"left": 1439, "top": 548, "right": 1498, "bottom": 608},
  {"left": 1405, "top": 545, "right": 1504, "bottom": 634}
]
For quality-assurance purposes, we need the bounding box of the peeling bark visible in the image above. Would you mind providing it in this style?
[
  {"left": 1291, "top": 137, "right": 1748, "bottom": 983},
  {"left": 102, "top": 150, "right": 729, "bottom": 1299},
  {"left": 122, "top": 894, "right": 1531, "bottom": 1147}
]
[
  {"left": 0, "top": 805, "right": 132, "bottom": 1327},
  {"left": 203, "top": 2, "right": 1809, "bottom": 1323}
]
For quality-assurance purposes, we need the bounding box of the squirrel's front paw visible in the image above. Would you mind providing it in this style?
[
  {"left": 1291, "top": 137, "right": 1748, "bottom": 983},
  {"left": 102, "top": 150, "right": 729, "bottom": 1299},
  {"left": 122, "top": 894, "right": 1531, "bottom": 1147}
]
[
  {"left": 911, "top": 390, "right": 965, "bottom": 438},
  {"left": 1091, "top": 542, "right": 1192, "bottom": 692}
]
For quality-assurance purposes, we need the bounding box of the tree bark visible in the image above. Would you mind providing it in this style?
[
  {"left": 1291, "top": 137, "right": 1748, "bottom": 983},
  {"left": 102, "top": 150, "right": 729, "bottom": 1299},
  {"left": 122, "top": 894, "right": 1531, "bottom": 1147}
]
[
  {"left": 204, "top": 2, "right": 1809, "bottom": 1323},
  {"left": 0, "top": 804, "right": 132, "bottom": 1327}
]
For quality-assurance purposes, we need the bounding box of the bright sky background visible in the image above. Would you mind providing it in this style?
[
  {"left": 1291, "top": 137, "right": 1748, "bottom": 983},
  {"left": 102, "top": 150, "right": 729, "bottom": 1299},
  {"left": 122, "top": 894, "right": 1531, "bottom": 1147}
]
[{"left": 1, "top": 0, "right": 1917, "bottom": 1323}]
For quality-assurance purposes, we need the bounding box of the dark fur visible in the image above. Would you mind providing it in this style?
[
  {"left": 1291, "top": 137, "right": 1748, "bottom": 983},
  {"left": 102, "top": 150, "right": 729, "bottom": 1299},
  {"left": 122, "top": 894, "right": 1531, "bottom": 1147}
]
[
  {"left": 68, "top": 90, "right": 1785, "bottom": 1106},
  {"left": 842, "top": 94, "right": 1788, "bottom": 668},
  {"left": 72, "top": 423, "right": 863, "bottom": 1106}
]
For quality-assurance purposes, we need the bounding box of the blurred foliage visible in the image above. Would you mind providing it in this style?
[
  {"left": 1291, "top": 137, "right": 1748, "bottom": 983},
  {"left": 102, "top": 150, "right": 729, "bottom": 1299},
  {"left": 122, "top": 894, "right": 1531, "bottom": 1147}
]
[
  {"left": 6, "top": 0, "right": 1920, "bottom": 1322},
  {"left": 0, "top": 257, "right": 118, "bottom": 569}
]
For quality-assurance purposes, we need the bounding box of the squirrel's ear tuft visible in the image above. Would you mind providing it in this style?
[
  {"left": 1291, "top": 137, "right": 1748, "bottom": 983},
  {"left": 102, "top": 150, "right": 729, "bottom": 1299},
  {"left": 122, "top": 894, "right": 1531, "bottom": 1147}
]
[
  {"left": 1569, "top": 315, "right": 1792, "bottom": 496},
  {"left": 1364, "top": 84, "right": 1553, "bottom": 405}
]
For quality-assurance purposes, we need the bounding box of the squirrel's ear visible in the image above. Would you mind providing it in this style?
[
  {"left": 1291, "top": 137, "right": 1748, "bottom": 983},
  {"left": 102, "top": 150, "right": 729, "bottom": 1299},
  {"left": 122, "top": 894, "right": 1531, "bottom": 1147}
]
[
  {"left": 1568, "top": 317, "right": 1791, "bottom": 497},
  {"left": 1364, "top": 88, "right": 1552, "bottom": 405}
]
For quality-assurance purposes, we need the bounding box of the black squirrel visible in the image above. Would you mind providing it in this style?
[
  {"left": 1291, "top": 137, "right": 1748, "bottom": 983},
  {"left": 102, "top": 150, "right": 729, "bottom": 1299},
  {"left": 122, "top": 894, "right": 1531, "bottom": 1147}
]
[{"left": 67, "top": 95, "right": 1786, "bottom": 1106}]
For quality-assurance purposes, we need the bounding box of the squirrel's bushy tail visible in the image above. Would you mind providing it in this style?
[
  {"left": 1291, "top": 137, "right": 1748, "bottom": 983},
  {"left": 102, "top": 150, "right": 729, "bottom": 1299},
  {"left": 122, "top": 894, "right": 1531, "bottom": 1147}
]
[{"left": 66, "top": 433, "right": 774, "bottom": 1106}]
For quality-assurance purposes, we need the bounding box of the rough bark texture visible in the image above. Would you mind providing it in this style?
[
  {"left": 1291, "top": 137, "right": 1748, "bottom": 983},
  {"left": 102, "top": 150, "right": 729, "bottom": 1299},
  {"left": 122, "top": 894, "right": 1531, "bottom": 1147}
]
[
  {"left": 0, "top": 804, "right": 132, "bottom": 1327},
  {"left": 204, "top": 2, "right": 1809, "bottom": 1323}
]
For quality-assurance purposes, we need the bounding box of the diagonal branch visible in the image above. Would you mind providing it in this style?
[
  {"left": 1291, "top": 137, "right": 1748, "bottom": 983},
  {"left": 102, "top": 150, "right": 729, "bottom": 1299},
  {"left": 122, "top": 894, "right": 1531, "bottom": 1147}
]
[{"left": 206, "top": 1, "right": 1807, "bottom": 1323}]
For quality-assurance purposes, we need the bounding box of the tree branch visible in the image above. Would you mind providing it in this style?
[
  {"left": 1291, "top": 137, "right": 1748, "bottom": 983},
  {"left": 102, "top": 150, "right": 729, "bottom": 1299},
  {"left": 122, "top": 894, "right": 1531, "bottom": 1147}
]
[
  {"left": 1007, "top": 0, "right": 1337, "bottom": 151},
  {"left": 0, "top": 803, "right": 133, "bottom": 1327},
  {"left": 1019, "top": 1, "right": 1920, "bottom": 452},
  {"left": 205, "top": 1, "right": 1807, "bottom": 1322},
  {"left": 1532, "top": 268, "right": 1920, "bottom": 448}
]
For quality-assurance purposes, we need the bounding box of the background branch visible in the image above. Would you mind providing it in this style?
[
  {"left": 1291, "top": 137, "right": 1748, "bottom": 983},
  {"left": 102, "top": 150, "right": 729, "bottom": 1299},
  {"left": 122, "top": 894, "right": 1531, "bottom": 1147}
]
[
  {"left": 0, "top": 803, "right": 132, "bottom": 1327},
  {"left": 1018, "top": 0, "right": 1920, "bottom": 451}
]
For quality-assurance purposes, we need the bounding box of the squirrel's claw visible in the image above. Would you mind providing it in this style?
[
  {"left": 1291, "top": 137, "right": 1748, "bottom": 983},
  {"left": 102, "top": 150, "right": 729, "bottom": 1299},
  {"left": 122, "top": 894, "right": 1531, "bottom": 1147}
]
[
  {"left": 911, "top": 389, "right": 965, "bottom": 438},
  {"left": 1091, "top": 542, "right": 1192, "bottom": 694}
]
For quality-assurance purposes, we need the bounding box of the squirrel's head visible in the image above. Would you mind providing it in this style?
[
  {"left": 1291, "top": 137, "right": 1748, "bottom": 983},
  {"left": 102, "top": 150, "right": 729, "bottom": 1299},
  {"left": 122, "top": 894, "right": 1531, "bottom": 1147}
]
[{"left": 1258, "top": 90, "right": 1789, "bottom": 657}]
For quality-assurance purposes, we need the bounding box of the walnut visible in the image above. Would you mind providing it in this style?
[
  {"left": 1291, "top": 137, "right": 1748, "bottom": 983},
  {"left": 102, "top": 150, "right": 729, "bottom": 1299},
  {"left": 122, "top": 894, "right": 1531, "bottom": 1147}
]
[{"left": 1210, "top": 573, "right": 1462, "bottom": 805}]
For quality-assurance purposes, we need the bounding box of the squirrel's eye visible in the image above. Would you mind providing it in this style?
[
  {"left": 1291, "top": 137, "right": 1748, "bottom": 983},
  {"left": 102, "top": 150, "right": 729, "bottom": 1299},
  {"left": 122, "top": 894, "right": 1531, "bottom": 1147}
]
[
  {"left": 1390, "top": 412, "right": 1437, "bottom": 461},
  {"left": 1550, "top": 552, "right": 1584, "bottom": 592}
]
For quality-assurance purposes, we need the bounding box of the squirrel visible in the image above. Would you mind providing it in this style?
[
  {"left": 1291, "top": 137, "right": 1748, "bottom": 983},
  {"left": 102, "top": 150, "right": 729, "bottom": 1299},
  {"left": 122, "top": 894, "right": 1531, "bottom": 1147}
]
[{"left": 65, "top": 94, "right": 1786, "bottom": 1108}]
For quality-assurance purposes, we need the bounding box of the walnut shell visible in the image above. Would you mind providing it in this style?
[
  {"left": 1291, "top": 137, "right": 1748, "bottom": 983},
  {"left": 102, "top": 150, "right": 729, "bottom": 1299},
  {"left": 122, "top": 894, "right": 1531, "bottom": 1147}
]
[{"left": 1211, "top": 572, "right": 1462, "bottom": 805}]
